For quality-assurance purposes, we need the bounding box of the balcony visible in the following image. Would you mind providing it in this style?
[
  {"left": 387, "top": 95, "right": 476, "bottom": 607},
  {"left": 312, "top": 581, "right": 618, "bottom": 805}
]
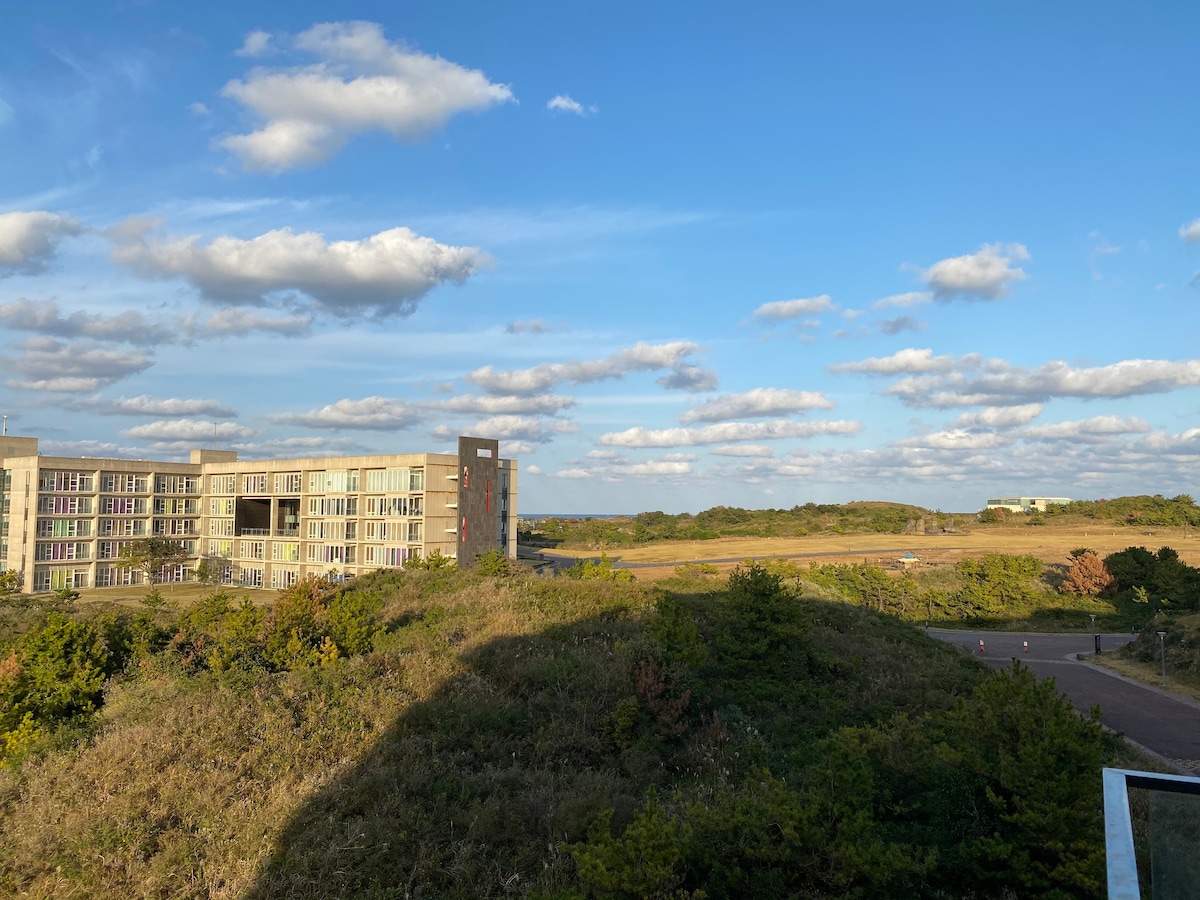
[{"left": 1104, "top": 767, "right": 1200, "bottom": 897}]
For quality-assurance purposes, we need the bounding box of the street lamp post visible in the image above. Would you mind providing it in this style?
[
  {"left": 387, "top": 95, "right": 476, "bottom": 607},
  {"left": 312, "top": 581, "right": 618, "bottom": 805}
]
[
  {"left": 1157, "top": 631, "right": 1167, "bottom": 687},
  {"left": 1090, "top": 613, "right": 1099, "bottom": 655}
]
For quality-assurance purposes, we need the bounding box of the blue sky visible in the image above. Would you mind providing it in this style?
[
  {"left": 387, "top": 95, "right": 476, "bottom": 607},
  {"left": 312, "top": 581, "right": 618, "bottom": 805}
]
[{"left": 1, "top": 1, "right": 1198, "bottom": 513}]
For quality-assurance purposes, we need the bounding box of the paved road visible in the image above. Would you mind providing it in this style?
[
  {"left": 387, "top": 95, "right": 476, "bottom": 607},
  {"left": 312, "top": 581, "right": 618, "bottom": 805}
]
[{"left": 930, "top": 629, "right": 1200, "bottom": 773}]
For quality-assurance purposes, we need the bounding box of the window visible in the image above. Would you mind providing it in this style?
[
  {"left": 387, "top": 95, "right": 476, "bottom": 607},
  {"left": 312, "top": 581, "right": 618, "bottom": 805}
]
[
  {"left": 101, "top": 497, "right": 146, "bottom": 515},
  {"left": 37, "top": 519, "right": 90, "bottom": 537},
  {"left": 209, "top": 519, "right": 234, "bottom": 536},
  {"left": 211, "top": 475, "right": 235, "bottom": 494},
  {"left": 155, "top": 476, "right": 198, "bottom": 494},
  {"left": 156, "top": 498, "right": 197, "bottom": 515},
  {"left": 239, "top": 540, "right": 265, "bottom": 560},
  {"left": 271, "top": 568, "right": 298, "bottom": 589},
  {"left": 210, "top": 498, "right": 235, "bottom": 516},
  {"left": 363, "top": 545, "right": 411, "bottom": 566},
  {"left": 96, "top": 566, "right": 140, "bottom": 587},
  {"left": 308, "top": 471, "right": 359, "bottom": 493},
  {"left": 39, "top": 471, "right": 95, "bottom": 492},
  {"left": 363, "top": 496, "right": 421, "bottom": 517},
  {"left": 306, "top": 544, "right": 354, "bottom": 564},
  {"left": 40, "top": 496, "right": 93, "bottom": 515},
  {"left": 307, "top": 497, "right": 356, "bottom": 516},
  {"left": 35, "top": 542, "right": 89, "bottom": 561},
  {"left": 100, "top": 518, "right": 145, "bottom": 537},
  {"left": 101, "top": 474, "right": 147, "bottom": 493},
  {"left": 208, "top": 540, "right": 233, "bottom": 558},
  {"left": 274, "top": 473, "right": 302, "bottom": 493},
  {"left": 242, "top": 474, "right": 267, "bottom": 494},
  {"left": 240, "top": 567, "right": 264, "bottom": 588},
  {"left": 366, "top": 469, "right": 417, "bottom": 492},
  {"left": 407, "top": 521, "right": 423, "bottom": 542},
  {"left": 271, "top": 542, "right": 299, "bottom": 562}
]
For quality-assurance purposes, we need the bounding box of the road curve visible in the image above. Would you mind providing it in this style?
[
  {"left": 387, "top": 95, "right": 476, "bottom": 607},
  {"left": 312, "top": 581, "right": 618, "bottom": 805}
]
[{"left": 929, "top": 629, "right": 1200, "bottom": 773}]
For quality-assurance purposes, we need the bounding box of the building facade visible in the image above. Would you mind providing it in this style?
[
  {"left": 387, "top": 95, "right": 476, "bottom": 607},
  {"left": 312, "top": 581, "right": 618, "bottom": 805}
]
[
  {"left": 985, "top": 496, "right": 1072, "bottom": 514},
  {"left": 0, "top": 435, "right": 516, "bottom": 593}
]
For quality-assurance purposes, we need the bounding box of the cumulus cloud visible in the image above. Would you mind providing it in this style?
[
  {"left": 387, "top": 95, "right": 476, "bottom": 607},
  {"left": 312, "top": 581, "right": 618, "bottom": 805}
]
[
  {"left": 922, "top": 243, "right": 1029, "bottom": 300},
  {"left": 753, "top": 295, "right": 835, "bottom": 322},
  {"left": 109, "top": 222, "right": 485, "bottom": 318},
  {"left": 656, "top": 364, "right": 719, "bottom": 392},
  {"left": 872, "top": 291, "right": 932, "bottom": 310},
  {"left": 4, "top": 337, "right": 153, "bottom": 392},
  {"left": 505, "top": 319, "right": 549, "bottom": 334},
  {"left": 710, "top": 444, "right": 774, "bottom": 457},
  {"left": 598, "top": 419, "right": 862, "bottom": 448},
  {"left": 679, "top": 387, "right": 834, "bottom": 423},
  {"left": 830, "top": 347, "right": 971, "bottom": 375},
  {"left": 951, "top": 404, "right": 1044, "bottom": 429},
  {"left": 196, "top": 307, "right": 314, "bottom": 337},
  {"left": 525, "top": 464, "right": 543, "bottom": 475},
  {"left": 1180, "top": 218, "right": 1200, "bottom": 243},
  {"left": 270, "top": 396, "right": 421, "bottom": 430},
  {"left": 220, "top": 21, "right": 514, "bottom": 170},
  {"left": 0, "top": 298, "right": 180, "bottom": 345},
  {"left": 467, "top": 415, "right": 577, "bottom": 443},
  {"left": 466, "top": 341, "right": 709, "bottom": 395},
  {"left": 1021, "top": 416, "right": 1150, "bottom": 441},
  {"left": 886, "top": 357, "right": 1200, "bottom": 408},
  {"left": 236, "top": 29, "right": 273, "bottom": 58},
  {"left": 102, "top": 395, "right": 238, "bottom": 418},
  {"left": 431, "top": 394, "right": 575, "bottom": 415},
  {"left": 0, "top": 212, "right": 84, "bottom": 275},
  {"left": 546, "top": 94, "right": 596, "bottom": 116},
  {"left": 123, "top": 420, "right": 255, "bottom": 442},
  {"left": 879, "top": 316, "right": 924, "bottom": 335}
]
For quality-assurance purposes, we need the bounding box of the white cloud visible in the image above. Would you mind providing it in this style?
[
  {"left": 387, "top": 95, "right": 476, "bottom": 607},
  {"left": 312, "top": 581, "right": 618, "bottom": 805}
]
[
  {"left": 188, "top": 102, "right": 212, "bottom": 116},
  {"left": 123, "top": 420, "right": 255, "bottom": 442},
  {"left": 611, "top": 459, "right": 693, "bottom": 477},
  {"left": 546, "top": 94, "right": 596, "bottom": 116},
  {"left": 872, "top": 291, "right": 932, "bottom": 310},
  {"left": 0, "top": 298, "right": 178, "bottom": 345},
  {"left": 753, "top": 295, "right": 835, "bottom": 321},
  {"left": 1020, "top": 416, "right": 1149, "bottom": 441},
  {"left": 500, "top": 441, "right": 536, "bottom": 456},
  {"left": 110, "top": 222, "right": 485, "bottom": 318},
  {"left": 236, "top": 29, "right": 273, "bottom": 58},
  {"left": 710, "top": 444, "right": 774, "bottom": 457},
  {"left": 197, "top": 308, "right": 314, "bottom": 337},
  {"left": 679, "top": 387, "right": 834, "bottom": 423},
  {"left": 0, "top": 211, "right": 84, "bottom": 275},
  {"left": 102, "top": 395, "right": 238, "bottom": 418},
  {"left": 599, "top": 419, "right": 862, "bottom": 448},
  {"left": 220, "top": 21, "right": 514, "bottom": 170},
  {"left": 468, "top": 415, "right": 577, "bottom": 443},
  {"left": 506, "top": 319, "right": 549, "bottom": 334},
  {"left": 951, "top": 404, "right": 1044, "bottom": 429},
  {"left": 878, "top": 316, "right": 924, "bottom": 335},
  {"left": 554, "top": 468, "right": 592, "bottom": 479},
  {"left": 886, "top": 357, "right": 1200, "bottom": 408},
  {"left": 525, "top": 464, "right": 543, "bottom": 475},
  {"left": 656, "top": 364, "right": 719, "bottom": 392},
  {"left": 270, "top": 397, "right": 421, "bottom": 430},
  {"left": 922, "top": 242, "right": 1029, "bottom": 300},
  {"left": 830, "top": 347, "right": 971, "bottom": 375},
  {"left": 1179, "top": 219, "right": 1200, "bottom": 243},
  {"left": 4, "top": 337, "right": 153, "bottom": 392},
  {"left": 432, "top": 394, "right": 575, "bottom": 415},
  {"left": 466, "top": 341, "right": 708, "bottom": 394}
]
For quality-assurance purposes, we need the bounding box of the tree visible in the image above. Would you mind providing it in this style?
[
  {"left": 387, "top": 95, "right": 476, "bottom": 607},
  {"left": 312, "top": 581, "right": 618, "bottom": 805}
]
[
  {"left": 115, "top": 538, "right": 188, "bottom": 587},
  {"left": 1060, "top": 550, "right": 1115, "bottom": 596},
  {"left": 0, "top": 569, "right": 19, "bottom": 597}
]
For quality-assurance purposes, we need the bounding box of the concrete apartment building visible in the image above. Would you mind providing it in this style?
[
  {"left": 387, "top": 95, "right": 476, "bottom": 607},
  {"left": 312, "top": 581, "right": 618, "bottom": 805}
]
[
  {"left": 985, "top": 496, "right": 1072, "bottom": 513},
  {"left": 0, "top": 434, "right": 516, "bottom": 594}
]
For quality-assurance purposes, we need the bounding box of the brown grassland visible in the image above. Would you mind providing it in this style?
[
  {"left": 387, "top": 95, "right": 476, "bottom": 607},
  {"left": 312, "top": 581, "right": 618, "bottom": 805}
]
[{"left": 546, "top": 524, "right": 1200, "bottom": 581}]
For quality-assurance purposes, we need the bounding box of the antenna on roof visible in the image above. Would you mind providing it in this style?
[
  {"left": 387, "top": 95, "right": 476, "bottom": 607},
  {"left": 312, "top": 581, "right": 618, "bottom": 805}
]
[{"left": 2, "top": 415, "right": 6, "bottom": 436}]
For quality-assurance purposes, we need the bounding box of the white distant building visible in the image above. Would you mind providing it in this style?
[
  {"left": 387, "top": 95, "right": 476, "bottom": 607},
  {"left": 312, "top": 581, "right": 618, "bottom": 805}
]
[{"left": 985, "top": 496, "right": 1071, "bottom": 513}]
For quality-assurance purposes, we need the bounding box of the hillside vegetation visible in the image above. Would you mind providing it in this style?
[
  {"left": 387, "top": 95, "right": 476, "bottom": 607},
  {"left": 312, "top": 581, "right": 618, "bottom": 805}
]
[
  {"left": 524, "top": 502, "right": 954, "bottom": 547},
  {"left": 0, "top": 566, "right": 1126, "bottom": 898}
]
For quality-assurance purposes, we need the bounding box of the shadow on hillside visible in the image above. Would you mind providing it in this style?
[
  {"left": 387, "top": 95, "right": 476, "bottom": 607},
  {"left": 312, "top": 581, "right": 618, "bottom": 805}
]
[{"left": 242, "top": 611, "right": 662, "bottom": 899}]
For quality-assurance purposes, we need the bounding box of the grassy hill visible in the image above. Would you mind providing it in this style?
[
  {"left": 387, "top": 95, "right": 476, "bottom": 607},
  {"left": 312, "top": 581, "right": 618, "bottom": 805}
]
[{"left": 0, "top": 565, "right": 1134, "bottom": 898}]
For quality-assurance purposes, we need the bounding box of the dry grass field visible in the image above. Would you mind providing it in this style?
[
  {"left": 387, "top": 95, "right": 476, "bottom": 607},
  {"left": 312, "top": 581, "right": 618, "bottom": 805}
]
[{"left": 544, "top": 524, "right": 1200, "bottom": 581}]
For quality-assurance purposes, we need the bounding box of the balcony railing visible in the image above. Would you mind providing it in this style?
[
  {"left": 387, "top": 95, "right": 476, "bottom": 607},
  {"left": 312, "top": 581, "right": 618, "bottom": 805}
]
[{"left": 1104, "top": 767, "right": 1200, "bottom": 898}]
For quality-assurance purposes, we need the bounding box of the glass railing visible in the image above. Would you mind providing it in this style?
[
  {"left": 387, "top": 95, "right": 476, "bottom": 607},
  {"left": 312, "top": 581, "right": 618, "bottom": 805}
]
[{"left": 1103, "top": 767, "right": 1200, "bottom": 898}]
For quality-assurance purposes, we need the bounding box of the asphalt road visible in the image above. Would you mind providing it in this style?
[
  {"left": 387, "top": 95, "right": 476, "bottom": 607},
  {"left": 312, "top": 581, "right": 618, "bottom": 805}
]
[{"left": 930, "top": 629, "right": 1200, "bottom": 772}]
